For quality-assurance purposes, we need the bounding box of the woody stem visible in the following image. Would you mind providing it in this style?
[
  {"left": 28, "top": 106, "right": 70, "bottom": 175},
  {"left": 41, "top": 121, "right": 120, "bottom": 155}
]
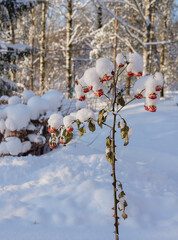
[{"left": 112, "top": 112, "right": 119, "bottom": 240}]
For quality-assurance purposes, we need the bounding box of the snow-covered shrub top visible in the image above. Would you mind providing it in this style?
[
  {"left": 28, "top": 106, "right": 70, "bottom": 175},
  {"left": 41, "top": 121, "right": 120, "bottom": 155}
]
[
  {"left": 133, "top": 72, "right": 163, "bottom": 111},
  {"left": 0, "top": 89, "right": 76, "bottom": 156},
  {"left": 42, "top": 89, "right": 64, "bottom": 112},
  {"left": 22, "top": 89, "right": 35, "bottom": 104},
  {"left": 5, "top": 104, "right": 30, "bottom": 131},
  {"left": 8, "top": 95, "right": 21, "bottom": 105},
  {"left": 27, "top": 96, "right": 50, "bottom": 120}
]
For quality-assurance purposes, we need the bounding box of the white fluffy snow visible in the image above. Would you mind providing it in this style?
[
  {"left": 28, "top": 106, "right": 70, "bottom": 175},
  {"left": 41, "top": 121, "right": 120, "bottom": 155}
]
[
  {"left": 8, "top": 96, "right": 21, "bottom": 105},
  {"left": 63, "top": 115, "right": 76, "bottom": 128},
  {"left": 127, "top": 53, "right": 143, "bottom": 74},
  {"left": 27, "top": 96, "right": 50, "bottom": 120},
  {"left": 83, "top": 67, "right": 100, "bottom": 87},
  {"left": 22, "top": 89, "right": 35, "bottom": 104},
  {"left": 42, "top": 89, "right": 64, "bottom": 112},
  {"left": 0, "top": 99, "right": 177, "bottom": 240},
  {"left": 96, "top": 58, "right": 114, "bottom": 78},
  {"left": 75, "top": 84, "right": 84, "bottom": 99},
  {"left": 5, "top": 104, "right": 31, "bottom": 131},
  {"left": 6, "top": 137, "right": 22, "bottom": 155},
  {"left": 116, "top": 53, "right": 125, "bottom": 67},
  {"left": 76, "top": 108, "right": 95, "bottom": 122},
  {"left": 48, "top": 113, "right": 63, "bottom": 129},
  {"left": 154, "top": 72, "right": 164, "bottom": 86},
  {"left": 76, "top": 100, "right": 87, "bottom": 110}
]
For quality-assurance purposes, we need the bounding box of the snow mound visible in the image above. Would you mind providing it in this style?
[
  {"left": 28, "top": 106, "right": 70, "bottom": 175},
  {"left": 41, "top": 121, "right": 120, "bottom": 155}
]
[
  {"left": 42, "top": 89, "right": 64, "bottom": 112},
  {"left": 27, "top": 96, "right": 50, "bottom": 120},
  {"left": 8, "top": 96, "right": 21, "bottom": 105},
  {"left": 22, "top": 89, "right": 35, "bottom": 104},
  {"left": 5, "top": 104, "right": 31, "bottom": 131}
]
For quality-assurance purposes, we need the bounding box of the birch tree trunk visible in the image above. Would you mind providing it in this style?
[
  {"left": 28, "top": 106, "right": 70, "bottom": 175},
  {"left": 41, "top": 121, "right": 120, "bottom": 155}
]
[
  {"left": 148, "top": 7, "right": 155, "bottom": 73},
  {"left": 30, "top": 8, "right": 35, "bottom": 91},
  {"left": 40, "top": 1, "right": 46, "bottom": 94},
  {"left": 143, "top": 0, "right": 151, "bottom": 75},
  {"left": 9, "top": 17, "right": 16, "bottom": 82},
  {"left": 160, "top": 0, "right": 168, "bottom": 97},
  {"left": 66, "top": 0, "right": 73, "bottom": 99}
]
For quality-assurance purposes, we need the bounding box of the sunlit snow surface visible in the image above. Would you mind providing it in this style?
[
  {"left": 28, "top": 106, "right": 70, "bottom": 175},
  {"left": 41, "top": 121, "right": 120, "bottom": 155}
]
[{"left": 0, "top": 99, "right": 178, "bottom": 240}]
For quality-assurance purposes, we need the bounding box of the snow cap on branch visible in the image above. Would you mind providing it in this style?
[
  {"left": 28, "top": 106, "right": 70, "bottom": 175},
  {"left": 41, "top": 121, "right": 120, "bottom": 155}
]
[
  {"left": 48, "top": 113, "right": 63, "bottom": 129},
  {"left": 63, "top": 115, "right": 76, "bottom": 128},
  {"left": 127, "top": 53, "right": 143, "bottom": 75},
  {"left": 116, "top": 53, "right": 125, "bottom": 68},
  {"left": 76, "top": 108, "right": 95, "bottom": 123},
  {"left": 83, "top": 67, "right": 100, "bottom": 87},
  {"left": 96, "top": 58, "right": 114, "bottom": 78},
  {"left": 154, "top": 72, "right": 163, "bottom": 86}
]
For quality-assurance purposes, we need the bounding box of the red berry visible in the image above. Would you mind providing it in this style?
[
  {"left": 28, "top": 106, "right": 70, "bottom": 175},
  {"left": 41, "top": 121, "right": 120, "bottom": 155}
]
[
  {"left": 100, "top": 74, "right": 113, "bottom": 82},
  {"left": 144, "top": 105, "right": 149, "bottom": 111},
  {"left": 78, "top": 96, "right": 86, "bottom": 101},
  {"left": 148, "top": 93, "right": 157, "bottom": 99},
  {"left": 135, "top": 72, "right": 143, "bottom": 77},
  {"left": 134, "top": 94, "right": 143, "bottom": 99},
  {"left": 94, "top": 89, "right": 104, "bottom": 97},
  {"left": 83, "top": 88, "right": 89, "bottom": 93},
  {"left": 118, "top": 64, "right": 124, "bottom": 68},
  {"left": 89, "top": 86, "right": 93, "bottom": 90},
  {"left": 155, "top": 85, "right": 162, "bottom": 91},
  {"left": 48, "top": 126, "right": 56, "bottom": 133},
  {"left": 66, "top": 127, "right": 74, "bottom": 132},
  {"left": 127, "top": 72, "right": 134, "bottom": 77},
  {"left": 148, "top": 105, "right": 157, "bottom": 112}
]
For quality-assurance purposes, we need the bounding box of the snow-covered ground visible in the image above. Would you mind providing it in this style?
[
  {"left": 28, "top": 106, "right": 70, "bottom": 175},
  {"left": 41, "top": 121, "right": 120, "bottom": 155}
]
[{"left": 0, "top": 98, "right": 178, "bottom": 240}]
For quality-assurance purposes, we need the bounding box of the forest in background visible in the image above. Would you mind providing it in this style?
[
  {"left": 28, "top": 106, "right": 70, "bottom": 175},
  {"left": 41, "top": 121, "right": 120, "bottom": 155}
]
[{"left": 0, "top": 0, "right": 177, "bottom": 99}]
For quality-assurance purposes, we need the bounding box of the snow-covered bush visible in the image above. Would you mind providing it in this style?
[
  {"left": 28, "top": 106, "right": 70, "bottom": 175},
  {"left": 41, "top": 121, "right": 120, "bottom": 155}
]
[
  {"left": 47, "top": 53, "right": 163, "bottom": 240},
  {"left": 0, "top": 89, "right": 75, "bottom": 156}
]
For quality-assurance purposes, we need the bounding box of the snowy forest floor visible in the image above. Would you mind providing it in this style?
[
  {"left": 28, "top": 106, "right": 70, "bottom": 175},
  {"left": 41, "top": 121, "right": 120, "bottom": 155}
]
[{"left": 0, "top": 98, "right": 178, "bottom": 240}]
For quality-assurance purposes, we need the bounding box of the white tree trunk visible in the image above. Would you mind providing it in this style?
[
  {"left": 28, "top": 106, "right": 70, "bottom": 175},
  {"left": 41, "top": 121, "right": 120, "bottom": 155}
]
[
  {"left": 40, "top": 1, "right": 46, "bottom": 94},
  {"left": 143, "top": 0, "right": 151, "bottom": 75}
]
